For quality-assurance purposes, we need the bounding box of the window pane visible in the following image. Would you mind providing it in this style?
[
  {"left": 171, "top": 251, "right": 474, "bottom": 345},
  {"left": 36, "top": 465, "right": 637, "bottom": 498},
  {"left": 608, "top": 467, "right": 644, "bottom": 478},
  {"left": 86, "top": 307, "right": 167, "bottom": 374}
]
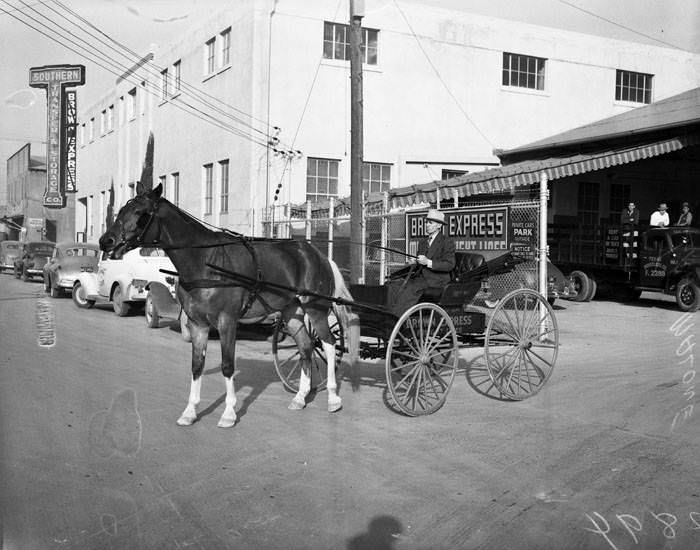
[
  {"left": 329, "top": 179, "right": 337, "bottom": 195},
  {"left": 324, "top": 22, "right": 333, "bottom": 41},
  {"left": 319, "top": 160, "right": 328, "bottom": 177},
  {"left": 306, "top": 177, "right": 315, "bottom": 193},
  {"left": 329, "top": 161, "right": 338, "bottom": 177},
  {"left": 317, "top": 178, "right": 327, "bottom": 194}
]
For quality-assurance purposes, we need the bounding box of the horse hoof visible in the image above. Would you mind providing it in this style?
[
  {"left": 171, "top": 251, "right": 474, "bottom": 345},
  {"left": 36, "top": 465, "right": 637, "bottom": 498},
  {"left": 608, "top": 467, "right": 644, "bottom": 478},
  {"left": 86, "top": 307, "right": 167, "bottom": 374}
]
[
  {"left": 288, "top": 397, "right": 306, "bottom": 410},
  {"left": 328, "top": 400, "right": 343, "bottom": 413},
  {"left": 176, "top": 415, "right": 196, "bottom": 426},
  {"left": 217, "top": 416, "right": 236, "bottom": 428}
]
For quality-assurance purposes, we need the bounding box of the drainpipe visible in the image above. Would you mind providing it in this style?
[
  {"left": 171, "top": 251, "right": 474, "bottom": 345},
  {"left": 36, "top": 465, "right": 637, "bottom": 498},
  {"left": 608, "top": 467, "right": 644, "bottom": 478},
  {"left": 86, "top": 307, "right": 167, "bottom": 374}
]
[{"left": 265, "top": 0, "right": 279, "bottom": 237}]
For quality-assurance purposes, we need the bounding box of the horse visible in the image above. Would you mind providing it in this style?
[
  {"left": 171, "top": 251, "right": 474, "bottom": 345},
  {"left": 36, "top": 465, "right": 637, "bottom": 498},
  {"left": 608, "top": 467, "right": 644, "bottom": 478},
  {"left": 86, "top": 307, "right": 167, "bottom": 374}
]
[{"left": 99, "top": 183, "right": 359, "bottom": 428}]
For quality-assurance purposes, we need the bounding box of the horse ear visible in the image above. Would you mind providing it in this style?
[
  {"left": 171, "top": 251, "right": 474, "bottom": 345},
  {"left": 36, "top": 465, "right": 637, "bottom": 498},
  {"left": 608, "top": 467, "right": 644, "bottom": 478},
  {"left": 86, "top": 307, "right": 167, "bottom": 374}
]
[{"left": 152, "top": 183, "right": 163, "bottom": 199}]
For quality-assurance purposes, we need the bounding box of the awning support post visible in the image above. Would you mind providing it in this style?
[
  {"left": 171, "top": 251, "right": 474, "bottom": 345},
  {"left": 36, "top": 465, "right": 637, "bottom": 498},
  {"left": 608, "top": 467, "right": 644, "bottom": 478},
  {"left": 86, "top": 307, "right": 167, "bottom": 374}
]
[{"left": 539, "top": 171, "right": 549, "bottom": 299}]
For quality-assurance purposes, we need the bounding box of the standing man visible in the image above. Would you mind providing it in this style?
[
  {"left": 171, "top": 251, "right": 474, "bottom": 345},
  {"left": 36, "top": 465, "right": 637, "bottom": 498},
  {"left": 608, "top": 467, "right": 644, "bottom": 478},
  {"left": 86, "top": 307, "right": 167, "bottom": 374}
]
[
  {"left": 620, "top": 201, "right": 639, "bottom": 262},
  {"left": 388, "top": 209, "right": 455, "bottom": 317},
  {"left": 650, "top": 203, "right": 670, "bottom": 227}
]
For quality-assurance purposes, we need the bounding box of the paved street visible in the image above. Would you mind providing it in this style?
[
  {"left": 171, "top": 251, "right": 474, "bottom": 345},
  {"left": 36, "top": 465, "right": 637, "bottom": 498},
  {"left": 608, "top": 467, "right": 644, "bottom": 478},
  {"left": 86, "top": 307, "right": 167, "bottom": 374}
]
[{"left": 1, "top": 274, "right": 699, "bottom": 550}]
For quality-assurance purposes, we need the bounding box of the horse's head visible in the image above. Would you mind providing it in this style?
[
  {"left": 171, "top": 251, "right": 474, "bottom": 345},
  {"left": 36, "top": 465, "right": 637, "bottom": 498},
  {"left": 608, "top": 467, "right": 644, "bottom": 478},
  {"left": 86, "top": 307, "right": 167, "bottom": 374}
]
[{"left": 99, "top": 183, "right": 163, "bottom": 259}]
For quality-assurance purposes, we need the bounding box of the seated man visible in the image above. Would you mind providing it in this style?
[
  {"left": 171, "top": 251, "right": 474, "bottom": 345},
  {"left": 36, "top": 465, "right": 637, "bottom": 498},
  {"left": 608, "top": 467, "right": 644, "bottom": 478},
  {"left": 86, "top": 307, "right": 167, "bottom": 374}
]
[{"left": 387, "top": 209, "right": 456, "bottom": 317}]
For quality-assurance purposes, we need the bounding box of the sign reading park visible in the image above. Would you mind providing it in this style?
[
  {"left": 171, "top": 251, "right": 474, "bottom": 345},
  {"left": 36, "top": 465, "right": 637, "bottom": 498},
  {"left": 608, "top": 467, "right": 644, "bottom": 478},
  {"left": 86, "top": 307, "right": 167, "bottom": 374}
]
[{"left": 29, "top": 64, "right": 85, "bottom": 209}]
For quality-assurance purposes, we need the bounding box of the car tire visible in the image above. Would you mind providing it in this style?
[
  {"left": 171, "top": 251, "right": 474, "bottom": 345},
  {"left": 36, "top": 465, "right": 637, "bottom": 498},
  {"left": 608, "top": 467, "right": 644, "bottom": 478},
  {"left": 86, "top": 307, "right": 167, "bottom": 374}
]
[
  {"left": 569, "top": 270, "right": 591, "bottom": 302},
  {"left": 72, "top": 282, "right": 95, "bottom": 309},
  {"left": 21, "top": 266, "right": 29, "bottom": 282},
  {"left": 50, "top": 279, "right": 61, "bottom": 298},
  {"left": 145, "top": 294, "right": 160, "bottom": 328},
  {"left": 676, "top": 278, "right": 700, "bottom": 312},
  {"left": 112, "top": 284, "right": 132, "bottom": 317},
  {"left": 585, "top": 279, "right": 598, "bottom": 302},
  {"left": 14, "top": 265, "right": 20, "bottom": 279},
  {"left": 44, "top": 276, "right": 51, "bottom": 293}
]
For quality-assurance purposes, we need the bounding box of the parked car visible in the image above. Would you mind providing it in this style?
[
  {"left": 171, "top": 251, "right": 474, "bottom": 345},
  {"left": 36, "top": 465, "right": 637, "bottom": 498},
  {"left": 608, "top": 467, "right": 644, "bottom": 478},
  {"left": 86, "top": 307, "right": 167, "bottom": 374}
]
[
  {"left": 42, "top": 241, "right": 100, "bottom": 298},
  {"left": 0, "top": 240, "right": 20, "bottom": 273},
  {"left": 72, "top": 246, "right": 177, "bottom": 316},
  {"left": 484, "top": 259, "right": 571, "bottom": 307},
  {"left": 14, "top": 241, "right": 55, "bottom": 281}
]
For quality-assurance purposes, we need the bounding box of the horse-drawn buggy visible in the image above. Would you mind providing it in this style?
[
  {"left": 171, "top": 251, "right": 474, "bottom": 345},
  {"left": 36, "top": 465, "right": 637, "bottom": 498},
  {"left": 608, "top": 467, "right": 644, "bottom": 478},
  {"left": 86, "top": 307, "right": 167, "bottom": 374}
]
[
  {"left": 272, "top": 251, "right": 559, "bottom": 417},
  {"left": 100, "top": 182, "right": 559, "bottom": 427}
]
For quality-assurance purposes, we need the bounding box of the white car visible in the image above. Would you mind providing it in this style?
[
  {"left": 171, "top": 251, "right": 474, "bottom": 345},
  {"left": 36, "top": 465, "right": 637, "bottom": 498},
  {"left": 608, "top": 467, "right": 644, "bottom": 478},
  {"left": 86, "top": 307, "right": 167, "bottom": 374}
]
[{"left": 72, "top": 246, "right": 177, "bottom": 316}]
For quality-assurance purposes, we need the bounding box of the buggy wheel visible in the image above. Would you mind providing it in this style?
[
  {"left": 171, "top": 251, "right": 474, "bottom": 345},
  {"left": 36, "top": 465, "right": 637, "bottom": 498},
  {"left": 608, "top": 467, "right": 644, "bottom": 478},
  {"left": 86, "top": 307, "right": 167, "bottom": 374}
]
[
  {"left": 385, "top": 303, "right": 458, "bottom": 416},
  {"left": 485, "top": 289, "right": 558, "bottom": 400},
  {"left": 273, "top": 310, "right": 344, "bottom": 393}
]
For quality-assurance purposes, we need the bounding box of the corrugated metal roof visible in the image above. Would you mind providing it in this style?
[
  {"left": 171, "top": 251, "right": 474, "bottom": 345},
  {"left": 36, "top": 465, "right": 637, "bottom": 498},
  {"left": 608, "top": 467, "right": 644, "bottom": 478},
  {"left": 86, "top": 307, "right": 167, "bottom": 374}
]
[
  {"left": 373, "top": 132, "right": 700, "bottom": 209},
  {"left": 498, "top": 87, "right": 700, "bottom": 159}
]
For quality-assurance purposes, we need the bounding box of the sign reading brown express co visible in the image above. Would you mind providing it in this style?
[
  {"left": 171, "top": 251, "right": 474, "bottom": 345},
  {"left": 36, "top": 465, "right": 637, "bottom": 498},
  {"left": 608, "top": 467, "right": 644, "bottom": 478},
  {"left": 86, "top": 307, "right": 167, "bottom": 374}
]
[
  {"left": 29, "top": 64, "right": 85, "bottom": 209},
  {"left": 405, "top": 206, "right": 510, "bottom": 256}
]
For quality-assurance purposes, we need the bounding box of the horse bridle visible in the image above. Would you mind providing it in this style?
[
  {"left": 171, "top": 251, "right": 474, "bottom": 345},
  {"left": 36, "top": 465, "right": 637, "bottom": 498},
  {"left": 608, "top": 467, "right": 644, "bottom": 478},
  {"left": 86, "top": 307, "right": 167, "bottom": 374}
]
[{"left": 113, "top": 196, "right": 161, "bottom": 251}]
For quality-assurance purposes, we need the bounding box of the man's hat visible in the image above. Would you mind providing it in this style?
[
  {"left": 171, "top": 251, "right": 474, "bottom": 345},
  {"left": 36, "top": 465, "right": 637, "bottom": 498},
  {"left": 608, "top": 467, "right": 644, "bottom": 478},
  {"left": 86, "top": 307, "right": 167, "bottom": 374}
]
[{"left": 426, "top": 209, "right": 446, "bottom": 225}]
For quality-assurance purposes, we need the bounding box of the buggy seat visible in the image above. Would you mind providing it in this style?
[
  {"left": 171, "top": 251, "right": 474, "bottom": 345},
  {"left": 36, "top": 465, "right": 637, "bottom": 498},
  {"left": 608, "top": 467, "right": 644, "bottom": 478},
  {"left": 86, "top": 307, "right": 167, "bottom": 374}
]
[{"left": 451, "top": 252, "right": 486, "bottom": 281}]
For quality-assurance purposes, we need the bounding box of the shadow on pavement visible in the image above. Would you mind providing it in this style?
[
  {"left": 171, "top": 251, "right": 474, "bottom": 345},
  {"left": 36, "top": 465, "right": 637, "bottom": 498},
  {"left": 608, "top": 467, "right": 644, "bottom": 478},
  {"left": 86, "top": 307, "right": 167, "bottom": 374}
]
[{"left": 346, "top": 515, "right": 404, "bottom": 550}]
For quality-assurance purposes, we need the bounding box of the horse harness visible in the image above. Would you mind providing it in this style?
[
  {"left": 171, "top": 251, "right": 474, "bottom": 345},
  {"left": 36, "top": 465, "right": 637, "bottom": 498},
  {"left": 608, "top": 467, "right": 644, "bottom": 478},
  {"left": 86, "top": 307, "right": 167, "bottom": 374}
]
[{"left": 130, "top": 197, "right": 275, "bottom": 318}]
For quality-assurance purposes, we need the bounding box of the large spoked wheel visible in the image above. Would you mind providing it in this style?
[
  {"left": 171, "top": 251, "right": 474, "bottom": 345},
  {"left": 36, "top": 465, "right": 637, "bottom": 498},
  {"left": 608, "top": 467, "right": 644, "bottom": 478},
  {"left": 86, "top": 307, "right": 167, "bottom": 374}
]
[
  {"left": 484, "top": 289, "right": 559, "bottom": 400},
  {"left": 272, "top": 310, "right": 344, "bottom": 393},
  {"left": 385, "top": 303, "right": 459, "bottom": 416}
]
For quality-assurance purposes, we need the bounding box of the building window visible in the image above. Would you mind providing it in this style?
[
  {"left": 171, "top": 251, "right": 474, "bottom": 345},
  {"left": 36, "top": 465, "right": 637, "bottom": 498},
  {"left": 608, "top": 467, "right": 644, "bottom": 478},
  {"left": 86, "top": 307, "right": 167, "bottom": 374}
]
[
  {"left": 100, "top": 110, "right": 106, "bottom": 135},
  {"left": 577, "top": 181, "right": 600, "bottom": 226},
  {"left": 173, "top": 60, "right": 181, "bottom": 92},
  {"left": 172, "top": 172, "right": 180, "bottom": 206},
  {"left": 203, "top": 164, "right": 213, "bottom": 215},
  {"left": 139, "top": 81, "right": 146, "bottom": 115},
  {"left": 158, "top": 175, "right": 166, "bottom": 197},
  {"left": 107, "top": 105, "right": 114, "bottom": 132},
  {"left": 615, "top": 70, "right": 652, "bottom": 104},
  {"left": 161, "top": 68, "right": 169, "bottom": 99},
  {"left": 323, "top": 22, "right": 379, "bottom": 65},
  {"left": 127, "top": 88, "right": 136, "bottom": 120},
  {"left": 442, "top": 169, "right": 467, "bottom": 180},
  {"left": 88, "top": 117, "right": 94, "bottom": 141},
  {"left": 220, "top": 28, "right": 231, "bottom": 66},
  {"left": 609, "top": 183, "right": 631, "bottom": 215},
  {"left": 205, "top": 38, "right": 216, "bottom": 74},
  {"left": 502, "top": 52, "right": 546, "bottom": 90},
  {"left": 362, "top": 162, "right": 391, "bottom": 194},
  {"left": 306, "top": 158, "right": 339, "bottom": 202},
  {"left": 79, "top": 123, "right": 85, "bottom": 147},
  {"left": 219, "top": 160, "right": 229, "bottom": 213},
  {"left": 118, "top": 96, "right": 125, "bottom": 126},
  {"left": 87, "top": 195, "right": 94, "bottom": 237}
]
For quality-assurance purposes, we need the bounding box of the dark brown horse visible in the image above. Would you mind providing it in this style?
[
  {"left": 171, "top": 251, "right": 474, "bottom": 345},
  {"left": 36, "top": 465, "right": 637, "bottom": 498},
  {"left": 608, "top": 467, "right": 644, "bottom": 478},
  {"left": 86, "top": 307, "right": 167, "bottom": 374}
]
[{"left": 99, "top": 183, "right": 359, "bottom": 428}]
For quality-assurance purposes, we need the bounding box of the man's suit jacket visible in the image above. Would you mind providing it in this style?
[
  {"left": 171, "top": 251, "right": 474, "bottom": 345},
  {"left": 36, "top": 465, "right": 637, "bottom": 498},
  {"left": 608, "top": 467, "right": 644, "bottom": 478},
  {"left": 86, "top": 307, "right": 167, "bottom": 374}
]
[{"left": 417, "top": 232, "right": 456, "bottom": 286}]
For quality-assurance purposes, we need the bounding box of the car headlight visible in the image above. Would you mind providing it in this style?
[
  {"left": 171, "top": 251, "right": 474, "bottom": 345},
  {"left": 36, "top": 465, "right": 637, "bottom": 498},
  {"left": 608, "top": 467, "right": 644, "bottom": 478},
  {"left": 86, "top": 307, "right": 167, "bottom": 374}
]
[{"left": 132, "top": 279, "right": 148, "bottom": 290}]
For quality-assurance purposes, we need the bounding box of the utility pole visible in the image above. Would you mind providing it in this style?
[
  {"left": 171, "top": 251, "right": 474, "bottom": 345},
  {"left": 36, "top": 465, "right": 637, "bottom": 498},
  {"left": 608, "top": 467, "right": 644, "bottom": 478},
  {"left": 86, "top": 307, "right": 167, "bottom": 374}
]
[{"left": 349, "top": 0, "right": 364, "bottom": 284}]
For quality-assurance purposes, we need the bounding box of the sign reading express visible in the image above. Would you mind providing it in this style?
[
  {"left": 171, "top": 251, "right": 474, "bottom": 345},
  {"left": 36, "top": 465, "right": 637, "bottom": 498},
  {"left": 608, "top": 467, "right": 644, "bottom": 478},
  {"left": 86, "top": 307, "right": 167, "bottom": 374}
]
[
  {"left": 29, "top": 64, "right": 85, "bottom": 209},
  {"left": 406, "top": 206, "right": 509, "bottom": 256}
]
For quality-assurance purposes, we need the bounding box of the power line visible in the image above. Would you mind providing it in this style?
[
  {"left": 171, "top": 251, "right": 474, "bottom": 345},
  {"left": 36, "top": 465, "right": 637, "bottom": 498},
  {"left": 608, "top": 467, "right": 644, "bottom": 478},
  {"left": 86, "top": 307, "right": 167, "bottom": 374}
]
[
  {"left": 1, "top": 0, "right": 277, "bottom": 151},
  {"left": 392, "top": 0, "right": 495, "bottom": 149},
  {"left": 556, "top": 0, "right": 686, "bottom": 51}
]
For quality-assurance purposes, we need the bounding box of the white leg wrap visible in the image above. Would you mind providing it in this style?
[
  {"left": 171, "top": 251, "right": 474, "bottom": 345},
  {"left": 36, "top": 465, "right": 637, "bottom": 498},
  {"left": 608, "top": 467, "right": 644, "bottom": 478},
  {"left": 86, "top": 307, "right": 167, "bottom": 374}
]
[
  {"left": 218, "top": 376, "right": 237, "bottom": 428},
  {"left": 177, "top": 376, "right": 202, "bottom": 426},
  {"left": 289, "top": 368, "right": 311, "bottom": 410},
  {"left": 323, "top": 341, "right": 342, "bottom": 413}
]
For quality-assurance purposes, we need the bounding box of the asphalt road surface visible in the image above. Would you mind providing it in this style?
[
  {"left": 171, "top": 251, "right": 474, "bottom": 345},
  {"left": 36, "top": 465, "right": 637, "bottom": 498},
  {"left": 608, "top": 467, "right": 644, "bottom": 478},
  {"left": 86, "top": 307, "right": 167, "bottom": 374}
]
[{"left": 1, "top": 274, "right": 699, "bottom": 550}]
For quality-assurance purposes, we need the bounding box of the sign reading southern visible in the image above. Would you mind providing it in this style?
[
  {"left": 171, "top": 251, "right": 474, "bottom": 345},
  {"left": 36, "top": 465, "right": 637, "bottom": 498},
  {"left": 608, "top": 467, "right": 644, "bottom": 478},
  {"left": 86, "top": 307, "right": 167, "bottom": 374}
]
[
  {"left": 29, "top": 64, "right": 85, "bottom": 208},
  {"left": 406, "top": 206, "right": 509, "bottom": 256}
]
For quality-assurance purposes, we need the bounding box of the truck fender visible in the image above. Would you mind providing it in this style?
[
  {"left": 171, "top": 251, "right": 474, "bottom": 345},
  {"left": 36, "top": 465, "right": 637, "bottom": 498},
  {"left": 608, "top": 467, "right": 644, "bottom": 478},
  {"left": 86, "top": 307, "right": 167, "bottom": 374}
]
[{"left": 145, "top": 281, "right": 181, "bottom": 318}]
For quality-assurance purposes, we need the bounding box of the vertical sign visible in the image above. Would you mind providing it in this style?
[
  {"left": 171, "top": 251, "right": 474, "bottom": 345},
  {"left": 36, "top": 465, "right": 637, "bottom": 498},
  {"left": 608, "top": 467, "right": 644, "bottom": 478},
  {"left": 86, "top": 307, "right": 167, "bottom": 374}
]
[
  {"left": 64, "top": 90, "right": 77, "bottom": 193},
  {"left": 29, "top": 64, "right": 85, "bottom": 209}
]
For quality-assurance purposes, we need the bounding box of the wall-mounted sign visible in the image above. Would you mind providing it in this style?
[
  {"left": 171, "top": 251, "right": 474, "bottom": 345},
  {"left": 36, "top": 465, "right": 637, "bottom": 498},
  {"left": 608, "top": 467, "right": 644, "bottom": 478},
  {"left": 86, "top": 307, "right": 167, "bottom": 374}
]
[
  {"left": 406, "top": 206, "right": 510, "bottom": 256},
  {"left": 29, "top": 64, "right": 85, "bottom": 209},
  {"left": 64, "top": 90, "right": 78, "bottom": 193}
]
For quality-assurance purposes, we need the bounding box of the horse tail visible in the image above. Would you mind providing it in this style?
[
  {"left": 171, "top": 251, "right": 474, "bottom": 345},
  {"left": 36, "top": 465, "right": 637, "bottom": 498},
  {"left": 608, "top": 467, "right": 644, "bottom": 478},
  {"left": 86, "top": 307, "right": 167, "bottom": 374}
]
[{"left": 329, "top": 259, "right": 360, "bottom": 367}]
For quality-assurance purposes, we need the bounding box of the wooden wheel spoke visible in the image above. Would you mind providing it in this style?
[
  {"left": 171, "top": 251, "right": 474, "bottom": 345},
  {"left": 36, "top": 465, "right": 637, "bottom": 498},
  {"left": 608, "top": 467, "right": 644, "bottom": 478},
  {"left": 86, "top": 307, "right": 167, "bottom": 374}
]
[
  {"left": 425, "top": 330, "right": 453, "bottom": 355},
  {"left": 500, "top": 307, "right": 522, "bottom": 341},
  {"left": 407, "top": 316, "right": 422, "bottom": 353},
  {"left": 491, "top": 319, "right": 519, "bottom": 342},
  {"left": 397, "top": 330, "right": 421, "bottom": 357},
  {"left": 391, "top": 349, "right": 420, "bottom": 361}
]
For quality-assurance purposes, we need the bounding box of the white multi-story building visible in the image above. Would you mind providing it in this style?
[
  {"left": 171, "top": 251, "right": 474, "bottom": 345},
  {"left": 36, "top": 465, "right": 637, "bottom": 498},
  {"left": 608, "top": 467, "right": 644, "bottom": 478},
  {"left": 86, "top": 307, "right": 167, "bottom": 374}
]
[{"left": 75, "top": 0, "right": 700, "bottom": 241}]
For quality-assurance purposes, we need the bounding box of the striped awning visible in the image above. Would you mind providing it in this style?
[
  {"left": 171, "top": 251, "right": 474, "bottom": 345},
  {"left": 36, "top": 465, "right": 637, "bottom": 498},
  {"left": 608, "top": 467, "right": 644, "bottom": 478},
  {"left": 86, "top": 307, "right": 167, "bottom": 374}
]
[{"left": 371, "top": 132, "right": 700, "bottom": 209}]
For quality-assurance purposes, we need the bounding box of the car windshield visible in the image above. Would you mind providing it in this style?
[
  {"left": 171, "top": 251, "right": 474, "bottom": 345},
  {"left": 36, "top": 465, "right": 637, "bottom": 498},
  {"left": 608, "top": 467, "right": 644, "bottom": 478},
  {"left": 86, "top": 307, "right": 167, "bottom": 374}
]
[
  {"left": 64, "top": 247, "right": 99, "bottom": 257},
  {"left": 27, "top": 243, "right": 54, "bottom": 255}
]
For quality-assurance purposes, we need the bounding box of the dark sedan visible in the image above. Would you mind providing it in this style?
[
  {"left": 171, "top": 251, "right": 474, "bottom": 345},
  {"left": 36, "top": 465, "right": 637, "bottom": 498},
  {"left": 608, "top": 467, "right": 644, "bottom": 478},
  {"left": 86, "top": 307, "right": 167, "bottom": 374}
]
[
  {"left": 14, "top": 241, "right": 55, "bottom": 281},
  {"left": 43, "top": 241, "right": 100, "bottom": 297}
]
